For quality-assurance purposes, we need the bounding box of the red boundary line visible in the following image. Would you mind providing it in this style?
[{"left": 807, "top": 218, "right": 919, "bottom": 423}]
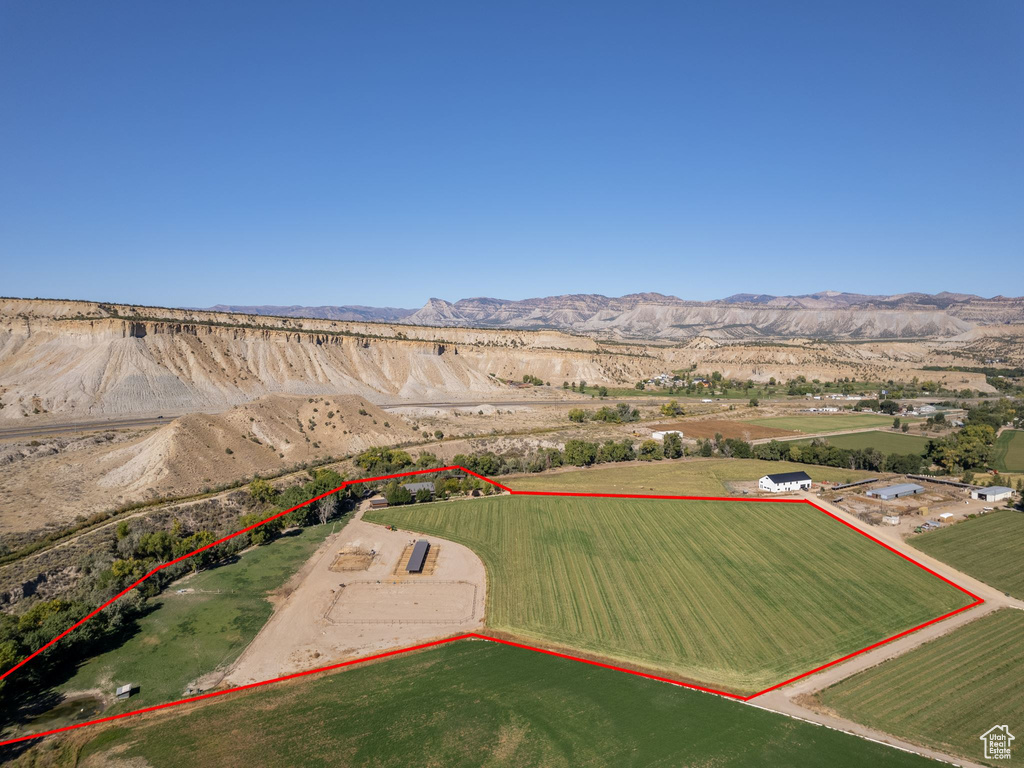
[{"left": 0, "top": 466, "right": 983, "bottom": 747}]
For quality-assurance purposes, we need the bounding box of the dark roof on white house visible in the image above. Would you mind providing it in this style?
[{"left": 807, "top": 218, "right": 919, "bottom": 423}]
[{"left": 763, "top": 471, "right": 812, "bottom": 484}]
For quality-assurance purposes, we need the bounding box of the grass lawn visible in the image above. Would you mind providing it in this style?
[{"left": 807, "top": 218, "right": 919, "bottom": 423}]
[
  {"left": 506, "top": 458, "right": 877, "bottom": 495},
  {"left": 56, "top": 523, "right": 334, "bottom": 711},
  {"left": 991, "top": 429, "right": 1024, "bottom": 472},
  {"left": 367, "top": 496, "right": 970, "bottom": 694},
  {"left": 911, "top": 510, "right": 1024, "bottom": 600},
  {"left": 746, "top": 414, "right": 900, "bottom": 433},
  {"left": 76, "top": 640, "right": 936, "bottom": 768},
  {"left": 818, "top": 609, "right": 1024, "bottom": 763},
  {"left": 791, "top": 430, "right": 932, "bottom": 456}
]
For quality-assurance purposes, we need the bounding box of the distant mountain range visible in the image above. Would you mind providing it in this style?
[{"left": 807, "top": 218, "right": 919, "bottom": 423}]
[{"left": 204, "top": 291, "right": 1024, "bottom": 340}]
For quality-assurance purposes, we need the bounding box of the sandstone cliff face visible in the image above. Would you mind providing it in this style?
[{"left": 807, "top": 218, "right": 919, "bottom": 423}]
[
  {"left": 0, "top": 302, "right": 649, "bottom": 420},
  {"left": 0, "top": 299, "right": 1006, "bottom": 421}
]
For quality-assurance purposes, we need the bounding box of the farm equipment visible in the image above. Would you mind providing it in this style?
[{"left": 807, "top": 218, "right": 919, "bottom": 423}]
[{"left": 386, "top": 524, "right": 398, "bottom": 531}]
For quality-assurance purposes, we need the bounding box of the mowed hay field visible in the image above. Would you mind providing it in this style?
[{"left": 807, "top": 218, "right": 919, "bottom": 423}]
[
  {"left": 507, "top": 458, "right": 877, "bottom": 495},
  {"left": 75, "top": 640, "right": 937, "bottom": 768},
  {"left": 368, "top": 496, "right": 971, "bottom": 694},
  {"left": 991, "top": 429, "right": 1024, "bottom": 472},
  {"left": 746, "top": 413, "right": 901, "bottom": 434},
  {"left": 818, "top": 609, "right": 1024, "bottom": 762},
  {"left": 793, "top": 430, "right": 932, "bottom": 456},
  {"left": 911, "top": 510, "right": 1024, "bottom": 600}
]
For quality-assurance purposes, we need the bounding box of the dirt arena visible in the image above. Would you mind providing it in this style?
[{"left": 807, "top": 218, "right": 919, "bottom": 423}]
[{"left": 221, "top": 500, "right": 486, "bottom": 687}]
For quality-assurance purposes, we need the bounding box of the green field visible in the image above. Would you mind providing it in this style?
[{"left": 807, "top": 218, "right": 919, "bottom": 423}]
[
  {"left": 747, "top": 414, "right": 901, "bottom": 433},
  {"left": 819, "top": 609, "right": 1024, "bottom": 763},
  {"left": 991, "top": 429, "right": 1024, "bottom": 472},
  {"left": 507, "top": 458, "right": 876, "bottom": 495},
  {"left": 75, "top": 639, "right": 935, "bottom": 768},
  {"left": 368, "top": 495, "right": 970, "bottom": 693},
  {"left": 56, "top": 524, "right": 334, "bottom": 711},
  {"left": 792, "top": 430, "right": 932, "bottom": 456},
  {"left": 911, "top": 510, "right": 1024, "bottom": 600}
]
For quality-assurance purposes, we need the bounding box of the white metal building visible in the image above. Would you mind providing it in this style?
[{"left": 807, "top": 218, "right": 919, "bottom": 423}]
[
  {"left": 758, "top": 471, "right": 812, "bottom": 493},
  {"left": 651, "top": 430, "right": 682, "bottom": 441},
  {"left": 866, "top": 483, "right": 924, "bottom": 500},
  {"left": 971, "top": 486, "right": 1014, "bottom": 502}
]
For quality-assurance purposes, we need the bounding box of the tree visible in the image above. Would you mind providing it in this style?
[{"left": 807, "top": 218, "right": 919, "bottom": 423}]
[
  {"left": 901, "top": 423, "right": 910, "bottom": 433},
  {"left": 638, "top": 440, "right": 663, "bottom": 461},
  {"left": 578, "top": 380, "right": 587, "bottom": 392},
  {"left": 249, "top": 477, "right": 277, "bottom": 504},
  {"left": 635, "top": 381, "right": 645, "bottom": 390},
  {"left": 879, "top": 399, "right": 899, "bottom": 415},
  {"left": 568, "top": 408, "right": 586, "bottom": 423},
  {"left": 415, "top": 488, "right": 433, "bottom": 503},
  {"left": 316, "top": 494, "right": 339, "bottom": 525},
  {"left": 563, "top": 439, "right": 598, "bottom": 466},
  {"left": 240, "top": 514, "right": 280, "bottom": 546},
  {"left": 355, "top": 447, "right": 413, "bottom": 472},
  {"left": 748, "top": 398, "right": 759, "bottom": 408},
  {"left": 660, "top": 400, "right": 683, "bottom": 417},
  {"left": 893, "top": 417, "right": 901, "bottom": 430},
  {"left": 562, "top": 381, "right": 569, "bottom": 389},
  {"left": 598, "top": 386, "right": 608, "bottom": 398},
  {"left": 383, "top": 481, "right": 413, "bottom": 506},
  {"left": 597, "top": 439, "right": 635, "bottom": 462},
  {"left": 434, "top": 430, "right": 444, "bottom": 439},
  {"left": 662, "top": 432, "right": 683, "bottom": 459}
]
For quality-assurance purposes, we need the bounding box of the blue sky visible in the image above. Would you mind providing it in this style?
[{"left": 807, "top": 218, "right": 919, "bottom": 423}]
[{"left": 1, "top": 1, "right": 1021, "bottom": 308}]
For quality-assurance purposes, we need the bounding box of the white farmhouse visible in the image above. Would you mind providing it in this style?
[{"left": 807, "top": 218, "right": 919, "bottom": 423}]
[{"left": 758, "top": 471, "right": 812, "bottom": 493}]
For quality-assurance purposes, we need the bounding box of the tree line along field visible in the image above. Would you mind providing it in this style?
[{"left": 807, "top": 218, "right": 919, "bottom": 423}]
[
  {"left": 8, "top": 523, "right": 335, "bottom": 738},
  {"left": 910, "top": 510, "right": 1024, "bottom": 600},
  {"left": 817, "top": 609, "right": 1024, "bottom": 763},
  {"left": 507, "top": 458, "right": 878, "bottom": 495},
  {"left": 745, "top": 413, "right": 905, "bottom": 434},
  {"left": 367, "top": 496, "right": 971, "bottom": 694},
  {"left": 65, "top": 640, "right": 937, "bottom": 768},
  {"left": 991, "top": 429, "right": 1024, "bottom": 472},
  {"left": 791, "top": 430, "right": 932, "bottom": 456}
]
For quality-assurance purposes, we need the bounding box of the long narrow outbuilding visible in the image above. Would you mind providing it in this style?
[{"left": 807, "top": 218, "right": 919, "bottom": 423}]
[{"left": 407, "top": 539, "right": 430, "bottom": 573}]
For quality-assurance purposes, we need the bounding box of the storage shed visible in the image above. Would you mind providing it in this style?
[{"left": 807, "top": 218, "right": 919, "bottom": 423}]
[
  {"left": 407, "top": 539, "right": 430, "bottom": 573},
  {"left": 115, "top": 684, "right": 136, "bottom": 701},
  {"left": 971, "top": 486, "right": 1014, "bottom": 502},
  {"left": 866, "top": 483, "right": 924, "bottom": 500}
]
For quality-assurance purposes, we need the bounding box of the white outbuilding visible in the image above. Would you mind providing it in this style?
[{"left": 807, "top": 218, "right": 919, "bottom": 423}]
[
  {"left": 651, "top": 430, "right": 683, "bottom": 441},
  {"left": 971, "top": 486, "right": 1014, "bottom": 502},
  {"left": 758, "top": 471, "right": 812, "bottom": 493}
]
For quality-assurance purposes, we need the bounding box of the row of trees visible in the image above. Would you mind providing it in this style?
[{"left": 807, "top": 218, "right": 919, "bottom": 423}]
[
  {"left": 1, "top": 468, "right": 351, "bottom": 714},
  {"left": 753, "top": 439, "right": 926, "bottom": 474}
]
